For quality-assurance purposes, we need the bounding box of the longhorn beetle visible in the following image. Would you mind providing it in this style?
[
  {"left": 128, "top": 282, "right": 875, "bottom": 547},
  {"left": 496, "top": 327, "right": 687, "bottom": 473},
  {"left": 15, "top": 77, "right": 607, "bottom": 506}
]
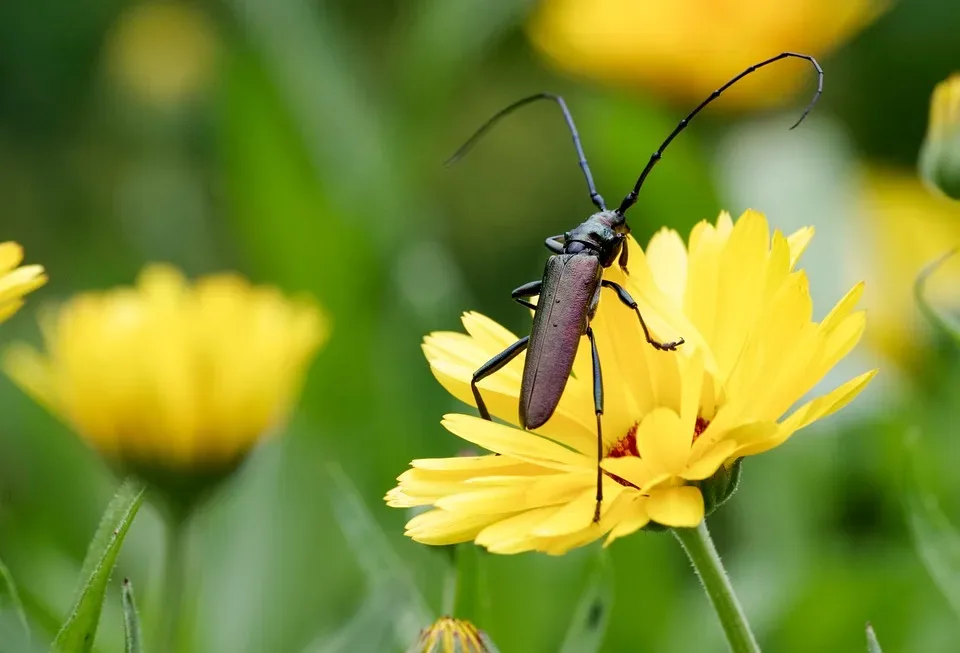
[{"left": 451, "top": 52, "right": 823, "bottom": 523}]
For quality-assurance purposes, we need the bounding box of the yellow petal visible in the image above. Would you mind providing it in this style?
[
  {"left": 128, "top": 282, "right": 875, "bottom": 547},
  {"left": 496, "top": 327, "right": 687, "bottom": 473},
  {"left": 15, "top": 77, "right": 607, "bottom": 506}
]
[
  {"left": 682, "top": 439, "right": 737, "bottom": 481},
  {"left": 0, "top": 242, "right": 24, "bottom": 273},
  {"left": 741, "top": 370, "right": 878, "bottom": 456},
  {"left": 647, "top": 485, "right": 704, "bottom": 527},
  {"left": 645, "top": 227, "right": 688, "bottom": 306},
  {"left": 787, "top": 226, "right": 815, "bottom": 267},
  {"left": 531, "top": 480, "right": 625, "bottom": 537},
  {"left": 635, "top": 407, "right": 689, "bottom": 476},
  {"left": 603, "top": 494, "right": 650, "bottom": 546},
  {"left": 600, "top": 455, "right": 649, "bottom": 489},
  {"left": 405, "top": 509, "right": 499, "bottom": 546},
  {"left": 441, "top": 413, "right": 591, "bottom": 471}
]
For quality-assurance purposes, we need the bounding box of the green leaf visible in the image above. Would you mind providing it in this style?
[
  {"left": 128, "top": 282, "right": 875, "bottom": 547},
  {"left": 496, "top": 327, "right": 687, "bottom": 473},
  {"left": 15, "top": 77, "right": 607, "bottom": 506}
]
[
  {"left": 558, "top": 548, "right": 614, "bottom": 653},
  {"left": 904, "top": 444, "right": 960, "bottom": 620},
  {"left": 121, "top": 579, "right": 143, "bottom": 653},
  {"left": 327, "top": 464, "right": 432, "bottom": 648},
  {"left": 0, "top": 555, "right": 30, "bottom": 643},
  {"left": 52, "top": 478, "right": 146, "bottom": 653},
  {"left": 914, "top": 249, "right": 960, "bottom": 346},
  {"left": 866, "top": 622, "right": 883, "bottom": 653}
]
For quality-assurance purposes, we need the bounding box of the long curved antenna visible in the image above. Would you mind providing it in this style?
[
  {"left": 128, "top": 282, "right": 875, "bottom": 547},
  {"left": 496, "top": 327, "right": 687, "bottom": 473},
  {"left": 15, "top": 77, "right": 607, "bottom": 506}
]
[
  {"left": 446, "top": 93, "right": 606, "bottom": 211},
  {"left": 617, "top": 52, "right": 824, "bottom": 216}
]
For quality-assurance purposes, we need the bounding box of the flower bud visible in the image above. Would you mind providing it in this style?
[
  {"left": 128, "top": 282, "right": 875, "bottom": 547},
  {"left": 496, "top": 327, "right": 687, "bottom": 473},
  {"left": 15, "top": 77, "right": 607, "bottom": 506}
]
[
  {"left": 920, "top": 74, "right": 960, "bottom": 200},
  {"left": 410, "top": 616, "right": 498, "bottom": 653}
]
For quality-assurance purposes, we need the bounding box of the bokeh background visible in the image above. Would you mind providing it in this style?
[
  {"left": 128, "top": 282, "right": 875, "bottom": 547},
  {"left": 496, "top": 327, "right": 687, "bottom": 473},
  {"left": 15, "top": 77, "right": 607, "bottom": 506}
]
[{"left": 2, "top": 0, "right": 960, "bottom": 651}]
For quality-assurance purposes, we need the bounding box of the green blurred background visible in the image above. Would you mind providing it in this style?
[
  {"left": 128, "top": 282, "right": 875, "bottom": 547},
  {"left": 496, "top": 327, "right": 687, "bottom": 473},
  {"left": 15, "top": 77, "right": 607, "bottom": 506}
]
[{"left": 2, "top": 0, "right": 960, "bottom": 651}]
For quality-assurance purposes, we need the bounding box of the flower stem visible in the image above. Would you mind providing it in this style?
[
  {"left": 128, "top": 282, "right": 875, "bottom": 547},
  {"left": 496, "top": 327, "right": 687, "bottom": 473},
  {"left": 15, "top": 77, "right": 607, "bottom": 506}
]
[
  {"left": 158, "top": 513, "right": 187, "bottom": 652},
  {"left": 673, "top": 521, "right": 760, "bottom": 653}
]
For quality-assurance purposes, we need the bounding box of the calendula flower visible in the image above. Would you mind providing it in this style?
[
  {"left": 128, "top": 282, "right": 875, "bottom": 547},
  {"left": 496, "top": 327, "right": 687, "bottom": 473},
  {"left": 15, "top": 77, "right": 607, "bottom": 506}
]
[
  {"left": 3, "top": 264, "right": 326, "bottom": 499},
  {"left": 0, "top": 242, "right": 46, "bottom": 323},
  {"left": 858, "top": 168, "right": 960, "bottom": 366},
  {"left": 387, "top": 210, "right": 875, "bottom": 555},
  {"left": 920, "top": 74, "right": 960, "bottom": 200},
  {"left": 410, "top": 616, "right": 497, "bottom": 653},
  {"left": 528, "top": 0, "right": 884, "bottom": 108}
]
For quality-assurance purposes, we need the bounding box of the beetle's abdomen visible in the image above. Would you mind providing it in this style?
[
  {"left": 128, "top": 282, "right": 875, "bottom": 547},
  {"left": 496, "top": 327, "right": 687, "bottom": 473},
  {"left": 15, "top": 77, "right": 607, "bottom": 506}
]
[{"left": 520, "top": 254, "right": 601, "bottom": 429}]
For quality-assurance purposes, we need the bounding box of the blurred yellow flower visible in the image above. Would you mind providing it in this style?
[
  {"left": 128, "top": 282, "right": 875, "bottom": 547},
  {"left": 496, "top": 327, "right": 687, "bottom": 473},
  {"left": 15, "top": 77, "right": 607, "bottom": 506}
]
[
  {"left": 412, "top": 616, "right": 496, "bottom": 653},
  {"left": 920, "top": 74, "right": 960, "bottom": 200},
  {"left": 4, "top": 264, "right": 326, "bottom": 489},
  {"left": 858, "top": 168, "right": 960, "bottom": 366},
  {"left": 104, "top": 0, "right": 218, "bottom": 107},
  {"left": 387, "top": 211, "right": 874, "bottom": 555},
  {"left": 0, "top": 242, "right": 46, "bottom": 324},
  {"left": 528, "top": 0, "right": 884, "bottom": 108}
]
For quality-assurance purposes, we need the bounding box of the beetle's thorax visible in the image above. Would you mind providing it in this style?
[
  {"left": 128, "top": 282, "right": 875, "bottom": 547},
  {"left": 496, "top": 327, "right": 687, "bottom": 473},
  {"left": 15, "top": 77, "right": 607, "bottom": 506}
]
[{"left": 562, "top": 210, "right": 628, "bottom": 267}]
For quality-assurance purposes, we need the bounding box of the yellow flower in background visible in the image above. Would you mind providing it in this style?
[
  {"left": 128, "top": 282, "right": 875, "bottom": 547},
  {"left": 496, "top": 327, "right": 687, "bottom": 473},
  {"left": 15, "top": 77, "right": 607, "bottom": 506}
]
[
  {"left": 387, "top": 211, "right": 875, "bottom": 555},
  {"left": 4, "top": 264, "right": 326, "bottom": 495},
  {"left": 920, "top": 74, "right": 960, "bottom": 200},
  {"left": 0, "top": 242, "right": 46, "bottom": 323},
  {"left": 858, "top": 168, "right": 960, "bottom": 366},
  {"left": 104, "top": 0, "right": 218, "bottom": 107},
  {"left": 529, "top": 0, "right": 884, "bottom": 108},
  {"left": 412, "top": 616, "right": 496, "bottom": 653}
]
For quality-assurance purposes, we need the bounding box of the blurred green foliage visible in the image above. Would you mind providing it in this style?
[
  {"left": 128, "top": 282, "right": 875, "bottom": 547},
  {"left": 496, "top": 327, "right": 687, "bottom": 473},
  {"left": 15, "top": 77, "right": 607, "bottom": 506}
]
[{"left": 1, "top": 0, "right": 960, "bottom": 652}]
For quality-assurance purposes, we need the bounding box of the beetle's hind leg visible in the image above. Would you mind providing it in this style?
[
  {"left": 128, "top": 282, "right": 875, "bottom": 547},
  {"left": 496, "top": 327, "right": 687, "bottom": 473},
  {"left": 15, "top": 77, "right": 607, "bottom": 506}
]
[
  {"left": 471, "top": 336, "right": 529, "bottom": 421},
  {"left": 586, "top": 326, "right": 604, "bottom": 523},
  {"left": 601, "top": 280, "right": 684, "bottom": 351}
]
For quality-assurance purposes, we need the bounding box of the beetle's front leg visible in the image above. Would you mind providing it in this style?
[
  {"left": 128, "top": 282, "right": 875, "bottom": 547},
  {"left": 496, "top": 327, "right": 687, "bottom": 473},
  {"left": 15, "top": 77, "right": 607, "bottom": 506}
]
[
  {"left": 471, "top": 336, "right": 530, "bottom": 421},
  {"left": 617, "top": 234, "right": 629, "bottom": 273},
  {"left": 544, "top": 234, "right": 565, "bottom": 254},
  {"left": 511, "top": 280, "right": 542, "bottom": 310},
  {"left": 601, "top": 280, "right": 684, "bottom": 351}
]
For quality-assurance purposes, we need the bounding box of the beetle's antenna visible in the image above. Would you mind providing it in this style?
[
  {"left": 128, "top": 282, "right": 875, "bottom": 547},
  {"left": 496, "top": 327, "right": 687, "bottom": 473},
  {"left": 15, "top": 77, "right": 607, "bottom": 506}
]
[
  {"left": 446, "top": 93, "right": 606, "bottom": 211},
  {"left": 617, "top": 52, "right": 823, "bottom": 216}
]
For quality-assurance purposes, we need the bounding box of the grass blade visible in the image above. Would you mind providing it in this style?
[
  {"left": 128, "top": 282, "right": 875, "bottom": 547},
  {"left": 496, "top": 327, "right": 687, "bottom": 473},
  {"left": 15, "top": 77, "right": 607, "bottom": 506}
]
[
  {"left": 327, "top": 464, "right": 432, "bottom": 648},
  {"left": 52, "top": 478, "right": 146, "bottom": 653},
  {"left": 905, "top": 439, "right": 960, "bottom": 620},
  {"left": 558, "top": 549, "right": 614, "bottom": 653},
  {"left": 0, "top": 556, "right": 30, "bottom": 643},
  {"left": 866, "top": 622, "right": 882, "bottom": 653},
  {"left": 122, "top": 579, "right": 143, "bottom": 653}
]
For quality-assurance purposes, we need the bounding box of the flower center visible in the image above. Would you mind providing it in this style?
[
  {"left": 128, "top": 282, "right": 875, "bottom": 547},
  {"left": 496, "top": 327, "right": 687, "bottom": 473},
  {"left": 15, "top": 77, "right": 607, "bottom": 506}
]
[{"left": 604, "top": 416, "right": 711, "bottom": 488}]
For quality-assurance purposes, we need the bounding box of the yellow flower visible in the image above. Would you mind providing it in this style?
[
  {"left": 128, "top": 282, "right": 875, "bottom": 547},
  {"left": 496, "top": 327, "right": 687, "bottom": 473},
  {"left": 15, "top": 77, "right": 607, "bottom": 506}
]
[
  {"left": 920, "top": 74, "right": 960, "bottom": 200},
  {"left": 858, "top": 167, "right": 960, "bottom": 366},
  {"left": 387, "top": 211, "right": 875, "bottom": 555},
  {"left": 412, "top": 616, "right": 496, "bottom": 653},
  {"left": 528, "top": 0, "right": 884, "bottom": 108},
  {"left": 0, "top": 242, "right": 46, "bottom": 323},
  {"left": 4, "top": 264, "right": 326, "bottom": 492}
]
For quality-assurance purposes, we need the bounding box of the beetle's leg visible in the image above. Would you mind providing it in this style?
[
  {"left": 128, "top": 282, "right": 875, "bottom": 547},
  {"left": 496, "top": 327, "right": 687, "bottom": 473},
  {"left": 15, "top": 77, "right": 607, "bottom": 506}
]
[
  {"left": 617, "top": 235, "right": 629, "bottom": 273},
  {"left": 601, "top": 280, "right": 684, "bottom": 351},
  {"left": 544, "top": 234, "right": 565, "bottom": 254},
  {"left": 511, "top": 280, "right": 542, "bottom": 310},
  {"left": 471, "top": 336, "right": 530, "bottom": 421},
  {"left": 586, "top": 326, "right": 604, "bottom": 523}
]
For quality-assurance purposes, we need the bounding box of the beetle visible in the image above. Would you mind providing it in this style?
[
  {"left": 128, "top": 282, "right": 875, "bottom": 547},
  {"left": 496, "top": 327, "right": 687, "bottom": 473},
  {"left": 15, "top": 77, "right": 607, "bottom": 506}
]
[{"left": 452, "top": 52, "right": 824, "bottom": 522}]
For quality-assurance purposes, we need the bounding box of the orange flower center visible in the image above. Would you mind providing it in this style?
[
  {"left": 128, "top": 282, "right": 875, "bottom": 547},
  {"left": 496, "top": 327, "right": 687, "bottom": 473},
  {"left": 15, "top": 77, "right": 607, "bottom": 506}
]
[{"left": 604, "top": 416, "right": 710, "bottom": 488}]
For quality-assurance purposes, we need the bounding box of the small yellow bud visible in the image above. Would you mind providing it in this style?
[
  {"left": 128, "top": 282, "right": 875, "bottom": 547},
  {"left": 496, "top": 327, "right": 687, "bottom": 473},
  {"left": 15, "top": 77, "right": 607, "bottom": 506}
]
[
  {"left": 410, "top": 616, "right": 498, "bottom": 653},
  {"left": 920, "top": 74, "right": 960, "bottom": 200}
]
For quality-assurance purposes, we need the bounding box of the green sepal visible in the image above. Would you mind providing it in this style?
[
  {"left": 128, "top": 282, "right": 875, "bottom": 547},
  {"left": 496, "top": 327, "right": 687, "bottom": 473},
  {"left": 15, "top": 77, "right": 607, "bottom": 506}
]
[
  {"left": 52, "top": 478, "right": 146, "bottom": 653},
  {"left": 696, "top": 458, "right": 744, "bottom": 517}
]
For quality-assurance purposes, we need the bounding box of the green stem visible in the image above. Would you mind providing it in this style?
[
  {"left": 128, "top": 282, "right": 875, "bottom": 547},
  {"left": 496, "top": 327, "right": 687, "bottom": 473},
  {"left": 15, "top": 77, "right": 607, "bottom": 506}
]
[
  {"left": 673, "top": 521, "right": 760, "bottom": 653},
  {"left": 158, "top": 513, "right": 187, "bottom": 652},
  {"left": 441, "top": 545, "right": 460, "bottom": 616}
]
